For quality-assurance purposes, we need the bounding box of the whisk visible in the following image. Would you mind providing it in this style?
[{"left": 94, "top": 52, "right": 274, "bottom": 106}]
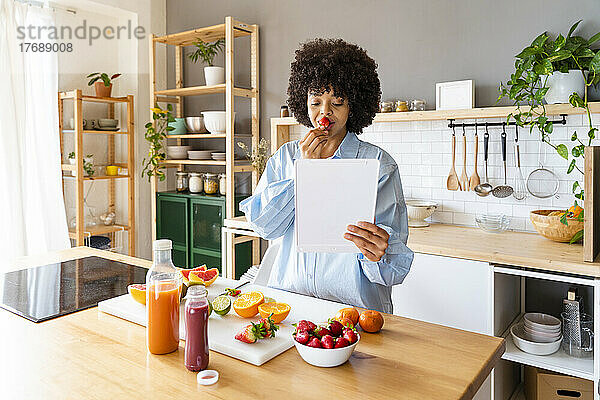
[{"left": 513, "top": 126, "right": 527, "bottom": 200}]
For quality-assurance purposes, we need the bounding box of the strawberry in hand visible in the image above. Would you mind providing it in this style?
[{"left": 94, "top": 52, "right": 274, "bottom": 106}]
[{"left": 318, "top": 116, "right": 331, "bottom": 130}]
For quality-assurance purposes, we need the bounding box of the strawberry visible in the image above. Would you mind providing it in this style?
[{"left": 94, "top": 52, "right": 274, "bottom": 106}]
[
  {"left": 313, "top": 326, "right": 331, "bottom": 338},
  {"left": 328, "top": 320, "right": 344, "bottom": 337},
  {"left": 307, "top": 337, "right": 322, "bottom": 348},
  {"left": 321, "top": 334, "right": 335, "bottom": 349},
  {"left": 294, "top": 330, "right": 310, "bottom": 345},
  {"left": 343, "top": 328, "right": 358, "bottom": 344},
  {"left": 334, "top": 337, "right": 350, "bottom": 348},
  {"left": 318, "top": 116, "right": 331, "bottom": 130},
  {"left": 294, "top": 320, "right": 316, "bottom": 333},
  {"left": 257, "top": 315, "right": 279, "bottom": 338},
  {"left": 235, "top": 322, "right": 263, "bottom": 343}
]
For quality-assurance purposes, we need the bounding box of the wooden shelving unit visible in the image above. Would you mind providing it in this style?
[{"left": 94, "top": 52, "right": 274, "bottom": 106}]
[
  {"left": 271, "top": 101, "right": 600, "bottom": 153},
  {"left": 58, "top": 89, "right": 135, "bottom": 255},
  {"left": 149, "top": 16, "right": 260, "bottom": 252}
]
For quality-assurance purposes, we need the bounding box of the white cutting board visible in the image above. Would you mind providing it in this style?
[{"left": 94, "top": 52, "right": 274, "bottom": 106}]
[{"left": 98, "top": 278, "right": 348, "bottom": 366}]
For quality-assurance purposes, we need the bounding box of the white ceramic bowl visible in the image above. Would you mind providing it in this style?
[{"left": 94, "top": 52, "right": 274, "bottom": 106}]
[
  {"left": 202, "top": 111, "right": 236, "bottom": 134},
  {"left": 511, "top": 323, "right": 561, "bottom": 355},
  {"left": 405, "top": 200, "right": 437, "bottom": 228},
  {"left": 185, "top": 116, "right": 206, "bottom": 133},
  {"left": 292, "top": 333, "right": 360, "bottom": 367},
  {"left": 187, "top": 150, "right": 213, "bottom": 160},
  {"left": 166, "top": 145, "right": 191, "bottom": 159},
  {"left": 523, "top": 313, "right": 561, "bottom": 331}
]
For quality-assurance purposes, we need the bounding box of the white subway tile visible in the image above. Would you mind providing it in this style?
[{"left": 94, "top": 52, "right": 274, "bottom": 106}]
[
  {"left": 431, "top": 210, "right": 453, "bottom": 224},
  {"left": 442, "top": 200, "right": 465, "bottom": 213},
  {"left": 453, "top": 213, "right": 475, "bottom": 226},
  {"left": 487, "top": 203, "right": 514, "bottom": 215},
  {"left": 432, "top": 188, "right": 454, "bottom": 200}
]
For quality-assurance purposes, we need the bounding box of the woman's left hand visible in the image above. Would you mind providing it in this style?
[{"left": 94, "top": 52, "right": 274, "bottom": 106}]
[{"left": 344, "top": 221, "right": 389, "bottom": 262}]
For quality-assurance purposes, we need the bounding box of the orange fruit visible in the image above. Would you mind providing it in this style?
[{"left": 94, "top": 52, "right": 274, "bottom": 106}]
[
  {"left": 233, "top": 291, "right": 265, "bottom": 318},
  {"left": 336, "top": 316, "right": 355, "bottom": 329},
  {"left": 567, "top": 205, "right": 583, "bottom": 218},
  {"left": 335, "top": 307, "right": 360, "bottom": 325},
  {"left": 128, "top": 284, "right": 146, "bottom": 305},
  {"left": 258, "top": 302, "right": 291, "bottom": 323},
  {"left": 359, "top": 310, "right": 384, "bottom": 333}
]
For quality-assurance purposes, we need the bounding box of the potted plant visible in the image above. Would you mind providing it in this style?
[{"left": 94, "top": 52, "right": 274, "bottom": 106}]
[
  {"left": 499, "top": 20, "right": 600, "bottom": 242},
  {"left": 141, "top": 104, "right": 176, "bottom": 182},
  {"left": 87, "top": 72, "right": 121, "bottom": 97},
  {"left": 237, "top": 138, "right": 270, "bottom": 178},
  {"left": 188, "top": 38, "right": 226, "bottom": 86},
  {"left": 68, "top": 152, "right": 95, "bottom": 177}
]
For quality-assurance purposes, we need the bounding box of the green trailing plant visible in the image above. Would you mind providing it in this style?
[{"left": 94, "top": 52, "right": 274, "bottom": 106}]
[
  {"left": 498, "top": 20, "right": 600, "bottom": 234},
  {"left": 87, "top": 72, "right": 121, "bottom": 87},
  {"left": 237, "top": 138, "right": 270, "bottom": 178},
  {"left": 188, "top": 38, "right": 225, "bottom": 66},
  {"left": 67, "top": 152, "right": 95, "bottom": 176},
  {"left": 141, "top": 104, "right": 175, "bottom": 182}
]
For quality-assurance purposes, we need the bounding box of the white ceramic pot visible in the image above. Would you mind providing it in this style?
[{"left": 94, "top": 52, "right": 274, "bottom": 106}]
[
  {"left": 69, "top": 156, "right": 93, "bottom": 176},
  {"left": 406, "top": 200, "right": 438, "bottom": 227},
  {"left": 204, "top": 66, "right": 225, "bottom": 86},
  {"left": 544, "top": 70, "right": 585, "bottom": 104},
  {"left": 202, "top": 111, "right": 236, "bottom": 134}
]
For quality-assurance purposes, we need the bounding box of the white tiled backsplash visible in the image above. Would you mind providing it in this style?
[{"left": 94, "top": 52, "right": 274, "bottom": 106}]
[{"left": 288, "top": 113, "right": 600, "bottom": 232}]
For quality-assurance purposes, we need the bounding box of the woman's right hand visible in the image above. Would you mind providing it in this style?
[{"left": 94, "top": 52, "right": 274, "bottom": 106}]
[{"left": 299, "top": 129, "right": 328, "bottom": 159}]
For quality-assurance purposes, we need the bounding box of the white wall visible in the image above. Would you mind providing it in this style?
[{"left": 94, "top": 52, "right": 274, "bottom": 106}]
[{"left": 288, "top": 113, "right": 599, "bottom": 232}]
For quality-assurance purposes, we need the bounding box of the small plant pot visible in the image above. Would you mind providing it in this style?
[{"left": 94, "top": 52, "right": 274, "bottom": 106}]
[
  {"left": 204, "top": 66, "right": 225, "bottom": 86},
  {"left": 544, "top": 70, "right": 585, "bottom": 104},
  {"left": 68, "top": 157, "right": 94, "bottom": 176},
  {"left": 94, "top": 81, "right": 113, "bottom": 98}
]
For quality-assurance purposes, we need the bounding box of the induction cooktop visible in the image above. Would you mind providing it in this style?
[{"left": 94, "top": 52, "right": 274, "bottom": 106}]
[{"left": 0, "top": 256, "right": 147, "bottom": 322}]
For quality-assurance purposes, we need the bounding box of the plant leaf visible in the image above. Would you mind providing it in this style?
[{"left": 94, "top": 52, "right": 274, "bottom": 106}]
[
  {"left": 567, "top": 159, "right": 576, "bottom": 174},
  {"left": 556, "top": 143, "right": 569, "bottom": 159},
  {"left": 589, "top": 32, "right": 600, "bottom": 46},
  {"left": 547, "top": 49, "right": 572, "bottom": 62},
  {"left": 573, "top": 181, "right": 580, "bottom": 192},
  {"left": 570, "top": 229, "right": 584, "bottom": 244},
  {"left": 560, "top": 213, "right": 568, "bottom": 226},
  {"left": 567, "top": 20, "right": 582, "bottom": 37}
]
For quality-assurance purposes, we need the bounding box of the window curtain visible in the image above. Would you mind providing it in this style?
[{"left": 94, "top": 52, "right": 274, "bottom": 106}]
[{"left": 0, "top": 0, "right": 70, "bottom": 266}]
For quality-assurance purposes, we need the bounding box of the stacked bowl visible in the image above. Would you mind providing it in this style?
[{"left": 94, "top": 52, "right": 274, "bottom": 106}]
[{"left": 510, "top": 313, "right": 562, "bottom": 355}]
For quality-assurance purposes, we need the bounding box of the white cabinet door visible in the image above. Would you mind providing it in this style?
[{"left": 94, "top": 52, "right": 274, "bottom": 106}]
[{"left": 392, "top": 253, "right": 493, "bottom": 335}]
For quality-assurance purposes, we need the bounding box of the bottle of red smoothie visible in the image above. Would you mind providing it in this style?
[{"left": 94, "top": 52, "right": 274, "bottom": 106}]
[{"left": 184, "top": 285, "right": 210, "bottom": 371}]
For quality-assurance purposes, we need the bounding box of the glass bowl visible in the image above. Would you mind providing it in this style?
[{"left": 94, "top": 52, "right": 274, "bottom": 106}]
[{"left": 475, "top": 214, "right": 510, "bottom": 233}]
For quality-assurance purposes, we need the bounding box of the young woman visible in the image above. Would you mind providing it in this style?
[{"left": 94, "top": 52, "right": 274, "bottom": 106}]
[{"left": 240, "top": 38, "right": 413, "bottom": 313}]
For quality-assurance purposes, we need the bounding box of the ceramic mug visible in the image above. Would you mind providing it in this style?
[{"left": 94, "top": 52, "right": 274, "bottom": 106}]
[
  {"left": 168, "top": 117, "right": 187, "bottom": 135},
  {"left": 68, "top": 118, "right": 88, "bottom": 129},
  {"left": 106, "top": 165, "right": 119, "bottom": 176}
]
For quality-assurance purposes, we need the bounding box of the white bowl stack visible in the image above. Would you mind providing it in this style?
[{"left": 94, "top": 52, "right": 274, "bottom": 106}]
[{"left": 510, "top": 313, "right": 562, "bottom": 356}]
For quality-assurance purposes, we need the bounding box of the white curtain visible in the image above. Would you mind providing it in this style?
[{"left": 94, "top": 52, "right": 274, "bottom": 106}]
[{"left": 0, "top": 0, "right": 70, "bottom": 265}]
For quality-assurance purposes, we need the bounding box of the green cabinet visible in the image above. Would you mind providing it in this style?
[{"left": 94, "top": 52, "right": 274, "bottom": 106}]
[{"left": 156, "top": 191, "right": 251, "bottom": 279}]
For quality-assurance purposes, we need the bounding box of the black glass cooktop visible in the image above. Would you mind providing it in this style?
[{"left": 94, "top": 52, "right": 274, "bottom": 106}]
[{"left": 0, "top": 256, "right": 147, "bottom": 322}]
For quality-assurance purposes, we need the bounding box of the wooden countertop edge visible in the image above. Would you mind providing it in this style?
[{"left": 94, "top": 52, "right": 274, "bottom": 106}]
[{"left": 460, "top": 338, "right": 506, "bottom": 400}]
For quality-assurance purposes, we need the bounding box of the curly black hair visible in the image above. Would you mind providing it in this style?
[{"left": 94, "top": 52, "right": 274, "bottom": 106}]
[{"left": 286, "top": 38, "right": 381, "bottom": 134}]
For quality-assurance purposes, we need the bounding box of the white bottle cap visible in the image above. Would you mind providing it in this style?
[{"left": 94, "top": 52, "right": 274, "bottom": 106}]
[
  {"left": 197, "top": 369, "right": 219, "bottom": 385},
  {"left": 153, "top": 239, "right": 172, "bottom": 251}
]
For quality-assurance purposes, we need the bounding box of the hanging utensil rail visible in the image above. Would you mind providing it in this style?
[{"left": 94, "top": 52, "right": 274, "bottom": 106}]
[{"left": 447, "top": 115, "right": 567, "bottom": 129}]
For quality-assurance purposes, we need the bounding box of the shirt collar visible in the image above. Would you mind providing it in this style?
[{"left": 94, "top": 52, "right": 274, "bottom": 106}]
[{"left": 293, "top": 131, "right": 360, "bottom": 160}]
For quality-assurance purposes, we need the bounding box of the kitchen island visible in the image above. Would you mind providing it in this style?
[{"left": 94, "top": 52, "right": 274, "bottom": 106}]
[{"left": 1, "top": 247, "right": 504, "bottom": 400}]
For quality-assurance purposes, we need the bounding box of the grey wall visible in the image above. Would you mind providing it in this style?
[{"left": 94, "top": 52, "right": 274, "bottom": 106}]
[{"left": 166, "top": 0, "right": 600, "bottom": 140}]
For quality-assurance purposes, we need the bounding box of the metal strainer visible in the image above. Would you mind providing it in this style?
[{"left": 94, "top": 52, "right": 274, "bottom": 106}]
[{"left": 526, "top": 137, "right": 559, "bottom": 199}]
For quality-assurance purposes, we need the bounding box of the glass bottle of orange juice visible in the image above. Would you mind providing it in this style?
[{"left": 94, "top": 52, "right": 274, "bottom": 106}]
[{"left": 146, "top": 239, "right": 181, "bottom": 355}]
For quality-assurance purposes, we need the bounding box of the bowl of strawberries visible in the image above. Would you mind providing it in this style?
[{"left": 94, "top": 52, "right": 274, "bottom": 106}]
[{"left": 292, "top": 319, "right": 360, "bottom": 367}]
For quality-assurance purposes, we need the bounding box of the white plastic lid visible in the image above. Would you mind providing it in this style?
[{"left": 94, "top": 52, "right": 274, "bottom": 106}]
[
  {"left": 153, "top": 239, "right": 172, "bottom": 251},
  {"left": 197, "top": 369, "right": 219, "bottom": 385}
]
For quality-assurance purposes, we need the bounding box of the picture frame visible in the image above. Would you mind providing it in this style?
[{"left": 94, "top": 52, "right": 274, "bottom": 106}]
[{"left": 435, "top": 80, "right": 475, "bottom": 110}]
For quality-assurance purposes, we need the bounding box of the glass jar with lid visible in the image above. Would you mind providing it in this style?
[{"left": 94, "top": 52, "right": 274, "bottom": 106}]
[
  {"left": 203, "top": 173, "right": 219, "bottom": 195},
  {"left": 176, "top": 172, "right": 188, "bottom": 192},
  {"left": 218, "top": 173, "right": 227, "bottom": 195},
  {"left": 189, "top": 172, "right": 203, "bottom": 193}
]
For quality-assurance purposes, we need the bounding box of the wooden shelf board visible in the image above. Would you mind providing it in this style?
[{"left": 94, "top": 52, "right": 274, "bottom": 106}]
[
  {"left": 153, "top": 20, "right": 253, "bottom": 46},
  {"left": 271, "top": 102, "right": 600, "bottom": 126},
  {"left": 59, "top": 91, "right": 129, "bottom": 103},
  {"left": 501, "top": 315, "right": 594, "bottom": 380},
  {"left": 161, "top": 159, "right": 226, "bottom": 166},
  {"left": 68, "top": 224, "right": 129, "bottom": 239},
  {"left": 61, "top": 129, "right": 129, "bottom": 135},
  {"left": 154, "top": 84, "right": 256, "bottom": 98},
  {"left": 166, "top": 133, "right": 252, "bottom": 139},
  {"left": 63, "top": 174, "right": 130, "bottom": 180}
]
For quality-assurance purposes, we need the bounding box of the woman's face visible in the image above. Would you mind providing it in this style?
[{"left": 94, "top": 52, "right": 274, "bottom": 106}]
[{"left": 307, "top": 89, "right": 349, "bottom": 137}]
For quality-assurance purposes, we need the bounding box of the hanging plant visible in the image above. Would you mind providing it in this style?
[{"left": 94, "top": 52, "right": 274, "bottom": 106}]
[{"left": 141, "top": 104, "right": 175, "bottom": 181}]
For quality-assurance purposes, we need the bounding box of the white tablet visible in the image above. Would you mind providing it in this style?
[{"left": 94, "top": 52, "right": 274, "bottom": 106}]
[{"left": 294, "top": 159, "right": 380, "bottom": 253}]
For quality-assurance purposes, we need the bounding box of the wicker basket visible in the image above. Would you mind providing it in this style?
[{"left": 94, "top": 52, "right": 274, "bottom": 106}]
[{"left": 530, "top": 210, "right": 583, "bottom": 243}]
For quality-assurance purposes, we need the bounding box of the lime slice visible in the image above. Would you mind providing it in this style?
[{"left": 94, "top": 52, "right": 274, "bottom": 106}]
[
  {"left": 207, "top": 300, "right": 213, "bottom": 316},
  {"left": 212, "top": 295, "right": 231, "bottom": 316},
  {"left": 264, "top": 297, "right": 276, "bottom": 303}
]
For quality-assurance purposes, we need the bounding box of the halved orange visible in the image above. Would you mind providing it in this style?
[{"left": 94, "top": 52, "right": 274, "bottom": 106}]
[
  {"left": 128, "top": 284, "right": 146, "bottom": 305},
  {"left": 258, "top": 302, "right": 291, "bottom": 323},
  {"left": 233, "top": 291, "right": 265, "bottom": 318}
]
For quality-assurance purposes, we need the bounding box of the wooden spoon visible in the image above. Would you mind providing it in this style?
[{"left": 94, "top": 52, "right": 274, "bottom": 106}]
[
  {"left": 469, "top": 131, "right": 481, "bottom": 190},
  {"left": 459, "top": 126, "right": 469, "bottom": 191},
  {"left": 446, "top": 127, "right": 461, "bottom": 191}
]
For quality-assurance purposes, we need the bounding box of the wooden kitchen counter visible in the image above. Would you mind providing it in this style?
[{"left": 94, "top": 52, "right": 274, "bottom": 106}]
[
  {"left": 408, "top": 224, "right": 600, "bottom": 277},
  {"left": 1, "top": 248, "right": 504, "bottom": 400}
]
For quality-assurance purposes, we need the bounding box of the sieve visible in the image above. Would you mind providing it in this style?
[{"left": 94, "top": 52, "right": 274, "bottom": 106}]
[{"left": 526, "top": 137, "right": 559, "bottom": 199}]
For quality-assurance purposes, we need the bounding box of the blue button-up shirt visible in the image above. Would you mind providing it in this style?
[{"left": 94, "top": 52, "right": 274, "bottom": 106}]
[{"left": 239, "top": 132, "right": 414, "bottom": 313}]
